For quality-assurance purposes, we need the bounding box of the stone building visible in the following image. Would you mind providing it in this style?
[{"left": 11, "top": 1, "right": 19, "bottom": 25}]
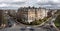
[
  {"left": 47, "top": 9, "right": 57, "bottom": 17},
  {"left": 0, "top": 9, "right": 17, "bottom": 27},
  {"left": 17, "top": 7, "right": 50, "bottom": 23},
  {"left": 0, "top": 10, "right": 3, "bottom": 26},
  {"left": 7, "top": 10, "right": 17, "bottom": 17},
  {"left": 0, "top": 10, "right": 9, "bottom": 27}
]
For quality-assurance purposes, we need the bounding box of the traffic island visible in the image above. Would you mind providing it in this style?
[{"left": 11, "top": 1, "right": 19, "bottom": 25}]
[{"left": 17, "top": 17, "right": 49, "bottom": 26}]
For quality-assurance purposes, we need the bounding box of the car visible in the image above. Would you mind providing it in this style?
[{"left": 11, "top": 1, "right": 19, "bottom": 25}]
[{"left": 26, "top": 26, "right": 31, "bottom": 28}]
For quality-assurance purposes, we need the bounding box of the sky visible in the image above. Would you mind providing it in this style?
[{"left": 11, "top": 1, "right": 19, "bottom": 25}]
[{"left": 0, "top": 0, "right": 60, "bottom": 9}]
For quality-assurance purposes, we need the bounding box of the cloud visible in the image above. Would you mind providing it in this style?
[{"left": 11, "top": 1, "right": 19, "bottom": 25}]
[
  {"left": 0, "top": 0, "right": 27, "bottom": 9},
  {"left": 36, "top": 0, "right": 60, "bottom": 9},
  {"left": 0, "top": 0, "right": 28, "bottom": 2},
  {"left": 37, "top": 0, "right": 60, "bottom": 3},
  {"left": 0, "top": 0, "right": 60, "bottom": 9}
]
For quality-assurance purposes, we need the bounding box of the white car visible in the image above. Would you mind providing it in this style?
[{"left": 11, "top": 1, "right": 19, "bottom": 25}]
[{"left": 26, "top": 26, "right": 31, "bottom": 28}]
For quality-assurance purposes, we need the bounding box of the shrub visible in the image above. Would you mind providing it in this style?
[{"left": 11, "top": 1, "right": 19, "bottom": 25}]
[{"left": 54, "top": 15, "right": 60, "bottom": 28}]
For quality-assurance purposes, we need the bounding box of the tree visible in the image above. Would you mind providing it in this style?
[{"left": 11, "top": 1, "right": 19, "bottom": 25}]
[{"left": 54, "top": 15, "right": 60, "bottom": 28}]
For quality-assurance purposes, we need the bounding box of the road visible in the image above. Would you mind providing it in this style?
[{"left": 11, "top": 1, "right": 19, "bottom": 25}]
[
  {"left": 40, "top": 14, "right": 59, "bottom": 31},
  {"left": 0, "top": 16, "right": 47, "bottom": 31},
  {"left": 0, "top": 16, "right": 50, "bottom": 31},
  {"left": 0, "top": 16, "right": 59, "bottom": 31},
  {"left": 0, "top": 26, "right": 49, "bottom": 31},
  {"left": 0, "top": 10, "right": 59, "bottom": 31}
]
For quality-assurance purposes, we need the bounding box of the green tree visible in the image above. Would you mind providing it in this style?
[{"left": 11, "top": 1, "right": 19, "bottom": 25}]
[{"left": 54, "top": 15, "right": 60, "bottom": 27}]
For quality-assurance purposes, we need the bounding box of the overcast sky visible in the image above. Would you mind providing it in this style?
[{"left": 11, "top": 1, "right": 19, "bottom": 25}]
[{"left": 0, "top": 0, "right": 60, "bottom": 9}]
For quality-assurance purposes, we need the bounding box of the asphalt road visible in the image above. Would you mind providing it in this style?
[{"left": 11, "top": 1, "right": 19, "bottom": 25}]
[
  {"left": 0, "top": 11, "right": 59, "bottom": 31},
  {"left": 0, "top": 26, "right": 49, "bottom": 31},
  {"left": 0, "top": 16, "right": 49, "bottom": 31}
]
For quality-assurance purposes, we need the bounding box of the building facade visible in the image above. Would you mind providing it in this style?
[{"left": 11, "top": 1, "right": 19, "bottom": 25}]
[{"left": 17, "top": 7, "right": 50, "bottom": 23}]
